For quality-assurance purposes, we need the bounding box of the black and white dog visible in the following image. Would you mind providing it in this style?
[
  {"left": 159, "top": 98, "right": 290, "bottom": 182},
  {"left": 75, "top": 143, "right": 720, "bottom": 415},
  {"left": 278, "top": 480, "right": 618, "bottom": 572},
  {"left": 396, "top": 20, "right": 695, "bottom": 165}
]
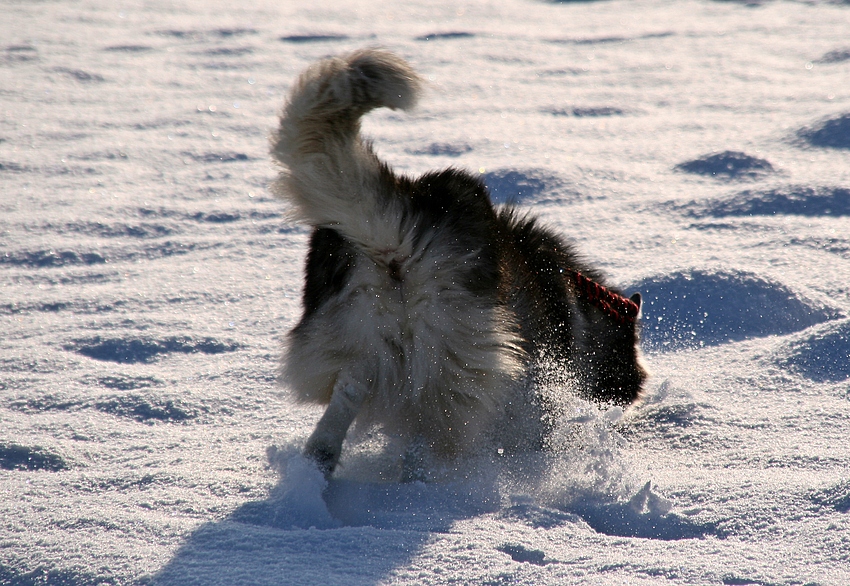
[{"left": 271, "top": 49, "right": 647, "bottom": 476}]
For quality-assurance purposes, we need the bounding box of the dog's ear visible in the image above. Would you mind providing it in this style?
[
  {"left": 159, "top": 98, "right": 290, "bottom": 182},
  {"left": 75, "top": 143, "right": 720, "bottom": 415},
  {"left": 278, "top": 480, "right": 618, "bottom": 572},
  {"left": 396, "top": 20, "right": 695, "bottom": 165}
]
[{"left": 630, "top": 293, "right": 642, "bottom": 319}]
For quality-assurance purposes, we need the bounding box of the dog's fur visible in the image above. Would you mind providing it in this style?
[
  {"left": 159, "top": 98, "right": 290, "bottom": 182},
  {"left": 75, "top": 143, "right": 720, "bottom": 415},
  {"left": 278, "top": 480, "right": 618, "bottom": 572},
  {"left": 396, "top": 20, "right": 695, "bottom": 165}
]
[{"left": 271, "top": 49, "right": 647, "bottom": 476}]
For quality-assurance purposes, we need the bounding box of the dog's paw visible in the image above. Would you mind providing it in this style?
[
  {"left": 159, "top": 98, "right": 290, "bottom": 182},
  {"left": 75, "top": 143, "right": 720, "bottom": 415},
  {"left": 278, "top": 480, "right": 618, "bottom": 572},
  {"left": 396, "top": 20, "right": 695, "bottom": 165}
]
[
  {"left": 303, "top": 441, "right": 338, "bottom": 477},
  {"left": 399, "top": 436, "right": 430, "bottom": 483}
]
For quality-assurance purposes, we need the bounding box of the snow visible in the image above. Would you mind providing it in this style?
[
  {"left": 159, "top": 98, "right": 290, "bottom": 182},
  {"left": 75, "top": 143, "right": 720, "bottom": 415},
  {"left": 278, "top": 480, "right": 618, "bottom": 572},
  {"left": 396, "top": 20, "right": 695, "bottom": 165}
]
[{"left": 2, "top": 0, "right": 850, "bottom": 584}]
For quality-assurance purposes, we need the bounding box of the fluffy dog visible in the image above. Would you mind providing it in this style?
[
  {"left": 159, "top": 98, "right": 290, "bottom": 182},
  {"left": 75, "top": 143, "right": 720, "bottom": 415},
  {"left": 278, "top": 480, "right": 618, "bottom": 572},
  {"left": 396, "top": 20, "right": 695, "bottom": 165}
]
[{"left": 271, "top": 49, "right": 647, "bottom": 476}]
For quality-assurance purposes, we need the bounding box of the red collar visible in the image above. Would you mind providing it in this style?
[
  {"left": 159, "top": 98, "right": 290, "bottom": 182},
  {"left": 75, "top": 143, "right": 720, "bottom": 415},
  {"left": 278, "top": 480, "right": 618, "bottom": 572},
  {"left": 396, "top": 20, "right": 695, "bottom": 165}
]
[{"left": 570, "top": 271, "right": 639, "bottom": 325}]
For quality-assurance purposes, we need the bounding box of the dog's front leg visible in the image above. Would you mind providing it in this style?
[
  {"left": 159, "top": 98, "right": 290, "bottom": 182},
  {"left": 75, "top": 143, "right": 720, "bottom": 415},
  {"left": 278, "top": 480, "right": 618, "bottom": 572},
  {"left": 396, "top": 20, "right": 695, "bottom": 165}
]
[{"left": 303, "top": 375, "right": 367, "bottom": 476}]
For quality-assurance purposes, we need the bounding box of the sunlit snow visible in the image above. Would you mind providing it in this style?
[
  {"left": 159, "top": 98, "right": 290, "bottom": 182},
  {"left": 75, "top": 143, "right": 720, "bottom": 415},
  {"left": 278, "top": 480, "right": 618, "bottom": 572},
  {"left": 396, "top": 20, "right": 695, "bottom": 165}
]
[{"left": 2, "top": 0, "right": 850, "bottom": 584}]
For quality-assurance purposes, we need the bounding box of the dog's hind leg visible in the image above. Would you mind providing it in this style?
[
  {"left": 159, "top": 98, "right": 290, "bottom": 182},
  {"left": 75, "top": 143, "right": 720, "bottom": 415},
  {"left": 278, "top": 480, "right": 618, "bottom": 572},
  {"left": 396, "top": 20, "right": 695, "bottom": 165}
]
[
  {"left": 400, "top": 435, "right": 429, "bottom": 483},
  {"left": 303, "top": 375, "right": 367, "bottom": 476}
]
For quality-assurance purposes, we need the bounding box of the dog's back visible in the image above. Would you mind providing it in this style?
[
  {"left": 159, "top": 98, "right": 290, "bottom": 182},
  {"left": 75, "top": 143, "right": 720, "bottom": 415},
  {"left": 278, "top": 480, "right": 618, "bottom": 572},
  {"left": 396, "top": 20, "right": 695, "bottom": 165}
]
[{"left": 271, "top": 49, "right": 646, "bottom": 474}]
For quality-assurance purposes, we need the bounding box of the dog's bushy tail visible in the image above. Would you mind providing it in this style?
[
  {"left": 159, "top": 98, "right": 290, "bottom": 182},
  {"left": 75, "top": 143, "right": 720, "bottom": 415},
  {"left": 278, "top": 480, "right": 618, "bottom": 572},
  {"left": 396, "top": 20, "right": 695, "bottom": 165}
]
[{"left": 271, "top": 49, "right": 422, "bottom": 247}]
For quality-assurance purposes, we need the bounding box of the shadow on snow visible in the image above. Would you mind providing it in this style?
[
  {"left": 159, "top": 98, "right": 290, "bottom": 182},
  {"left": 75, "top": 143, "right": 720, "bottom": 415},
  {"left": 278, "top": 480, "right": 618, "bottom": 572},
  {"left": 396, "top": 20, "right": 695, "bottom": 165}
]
[{"left": 150, "top": 448, "right": 494, "bottom": 585}]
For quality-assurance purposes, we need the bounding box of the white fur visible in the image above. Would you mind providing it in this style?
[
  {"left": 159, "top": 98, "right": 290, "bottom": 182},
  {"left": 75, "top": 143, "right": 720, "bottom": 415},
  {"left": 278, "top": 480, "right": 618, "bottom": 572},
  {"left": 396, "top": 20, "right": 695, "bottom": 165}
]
[
  {"left": 271, "top": 49, "right": 421, "bottom": 253},
  {"left": 283, "top": 224, "right": 525, "bottom": 457}
]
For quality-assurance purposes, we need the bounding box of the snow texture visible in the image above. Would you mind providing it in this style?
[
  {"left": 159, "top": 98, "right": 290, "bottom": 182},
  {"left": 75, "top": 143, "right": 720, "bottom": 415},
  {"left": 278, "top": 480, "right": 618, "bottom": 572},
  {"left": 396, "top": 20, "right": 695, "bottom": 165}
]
[{"left": 2, "top": 0, "right": 850, "bottom": 584}]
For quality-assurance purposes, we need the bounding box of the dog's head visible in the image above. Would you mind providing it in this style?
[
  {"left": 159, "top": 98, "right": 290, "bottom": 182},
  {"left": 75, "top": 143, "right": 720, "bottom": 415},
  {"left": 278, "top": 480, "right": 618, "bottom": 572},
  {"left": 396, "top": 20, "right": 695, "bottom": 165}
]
[{"left": 583, "top": 290, "right": 649, "bottom": 407}]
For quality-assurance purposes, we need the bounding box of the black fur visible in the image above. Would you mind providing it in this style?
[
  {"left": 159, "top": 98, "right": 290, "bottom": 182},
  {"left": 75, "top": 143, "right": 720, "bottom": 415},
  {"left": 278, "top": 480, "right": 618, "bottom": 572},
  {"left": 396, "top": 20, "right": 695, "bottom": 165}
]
[
  {"left": 298, "top": 168, "right": 646, "bottom": 408},
  {"left": 496, "top": 208, "right": 645, "bottom": 405},
  {"left": 301, "top": 228, "right": 357, "bottom": 318}
]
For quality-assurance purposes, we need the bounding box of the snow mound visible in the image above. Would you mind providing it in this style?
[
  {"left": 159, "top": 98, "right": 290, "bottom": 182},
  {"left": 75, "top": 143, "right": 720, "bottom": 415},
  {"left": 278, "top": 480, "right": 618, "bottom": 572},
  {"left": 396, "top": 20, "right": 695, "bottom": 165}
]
[
  {"left": 66, "top": 336, "right": 242, "bottom": 364},
  {"left": 797, "top": 113, "right": 850, "bottom": 149},
  {"left": 408, "top": 142, "right": 473, "bottom": 157},
  {"left": 633, "top": 269, "right": 838, "bottom": 351},
  {"left": 103, "top": 44, "right": 153, "bottom": 53},
  {"left": 483, "top": 168, "right": 567, "bottom": 204},
  {"left": 44, "top": 220, "right": 178, "bottom": 238},
  {"left": 817, "top": 48, "right": 850, "bottom": 64},
  {"left": 52, "top": 66, "right": 105, "bottom": 83},
  {"left": 0, "top": 443, "right": 67, "bottom": 472},
  {"left": 780, "top": 319, "right": 850, "bottom": 382},
  {"left": 810, "top": 480, "right": 850, "bottom": 513},
  {"left": 86, "top": 375, "right": 163, "bottom": 391},
  {"left": 154, "top": 27, "right": 257, "bottom": 40},
  {"left": 279, "top": 34, "right": 350, "bottom": 44},
  {"left": 544, "top": 106, "right": 626, "bottom": 117},
  {"left": 674, "top": 151, "right": 775, "bottom": 181},
  {"left": 416, "top": 32, "right": 475, "bottom": 42},
  {"left": 182, "top": 151, "right": 251, "bottom": 164},
  {"left": 4, "top": 240, "right": 223, "bottom": 268},
  {"left": 629, "top": 400, "right": 705, "bottom": 434},
  {"left": 1, "top": 249, "right": 107, "bottom": 268},
  {"left": 569, "top": 493, "right": 716, "bottom": 540},
  {"left": 11, "top": 389, "right": 206, "bottom": 423},
  {"left": 93, "top": 395, "right": 200, "bottom": 423},
  {"left": 682, "top": 185, "right": 850, "bottom": 218}
]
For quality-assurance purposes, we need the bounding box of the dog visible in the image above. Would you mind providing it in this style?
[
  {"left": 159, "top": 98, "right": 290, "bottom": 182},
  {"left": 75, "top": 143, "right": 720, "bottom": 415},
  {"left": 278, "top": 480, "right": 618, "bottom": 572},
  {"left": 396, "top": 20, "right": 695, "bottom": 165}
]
[{"left": 270, "top": 49, "right": 647, "bottom": 477}]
